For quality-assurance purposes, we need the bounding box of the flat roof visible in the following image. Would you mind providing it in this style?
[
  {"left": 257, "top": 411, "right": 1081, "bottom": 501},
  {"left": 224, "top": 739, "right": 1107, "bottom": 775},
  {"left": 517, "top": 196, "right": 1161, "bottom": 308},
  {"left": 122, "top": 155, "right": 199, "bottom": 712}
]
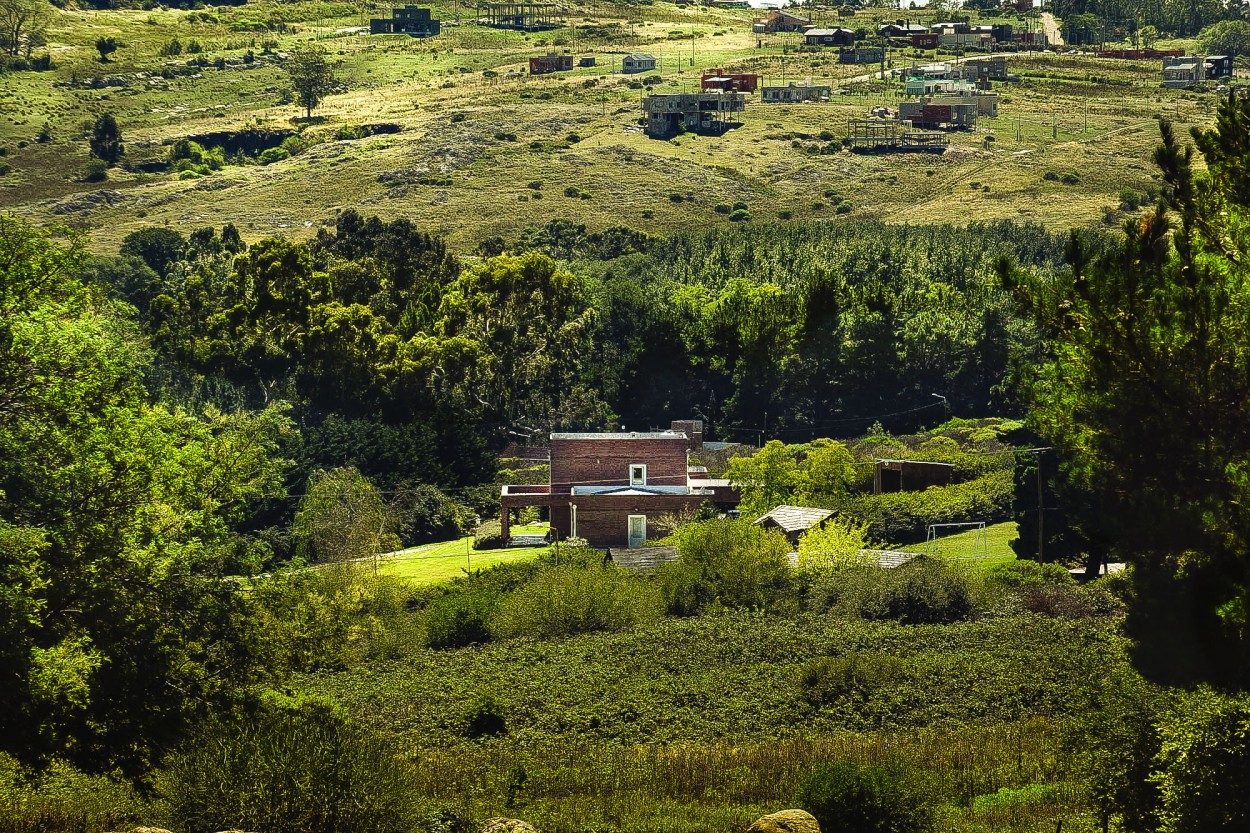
[
  {"left": 551, "top": 431, "right": 686, "bottom": 440},
  {"left": 572, "top": 485, "right": 707, "bottom": 496}
]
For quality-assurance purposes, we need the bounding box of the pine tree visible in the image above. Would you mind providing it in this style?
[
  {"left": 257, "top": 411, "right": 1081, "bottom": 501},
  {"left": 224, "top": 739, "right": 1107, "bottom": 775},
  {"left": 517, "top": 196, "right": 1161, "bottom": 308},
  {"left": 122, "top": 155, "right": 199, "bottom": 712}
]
[
  {"left": 88, "top": 113, "right": 123, "bottom": 166},
  {"left": 1001, "top": 92, "right": 1250, "bottom": 687}
]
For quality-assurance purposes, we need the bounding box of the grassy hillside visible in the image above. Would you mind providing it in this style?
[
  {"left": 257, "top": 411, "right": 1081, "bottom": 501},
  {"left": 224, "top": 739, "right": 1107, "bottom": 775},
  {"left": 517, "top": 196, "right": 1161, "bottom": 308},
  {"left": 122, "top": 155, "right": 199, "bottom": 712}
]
[{"left": 0, "top": 2, "right": 1218, "bottom": 251}]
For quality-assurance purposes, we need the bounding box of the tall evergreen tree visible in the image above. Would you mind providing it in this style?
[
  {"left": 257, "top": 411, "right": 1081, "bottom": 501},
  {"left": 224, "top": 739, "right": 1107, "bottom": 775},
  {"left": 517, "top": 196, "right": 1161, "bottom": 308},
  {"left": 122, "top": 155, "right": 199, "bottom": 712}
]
[{"left": 1001, "top": 92, "right": 1250, "bottom": 687}]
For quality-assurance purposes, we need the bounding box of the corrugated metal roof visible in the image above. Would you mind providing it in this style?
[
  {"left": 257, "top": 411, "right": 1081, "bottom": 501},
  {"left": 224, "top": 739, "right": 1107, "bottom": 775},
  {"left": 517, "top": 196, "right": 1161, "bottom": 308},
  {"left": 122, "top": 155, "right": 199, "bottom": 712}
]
[{"left": 754, "top": 505, "right": 835, "bottom": 534}]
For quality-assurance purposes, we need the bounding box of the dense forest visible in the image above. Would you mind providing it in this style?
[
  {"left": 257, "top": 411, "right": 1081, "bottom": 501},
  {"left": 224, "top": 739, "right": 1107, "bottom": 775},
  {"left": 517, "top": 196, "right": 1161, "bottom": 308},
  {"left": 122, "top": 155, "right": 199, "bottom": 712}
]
[{"left": 79, "top": 214, "right": 1071, "bottom": 546}]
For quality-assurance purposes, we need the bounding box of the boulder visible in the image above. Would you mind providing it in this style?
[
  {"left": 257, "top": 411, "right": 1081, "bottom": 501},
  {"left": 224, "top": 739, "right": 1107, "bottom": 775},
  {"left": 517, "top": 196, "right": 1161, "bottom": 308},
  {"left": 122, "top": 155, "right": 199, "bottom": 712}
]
[
  {"left": 480, "top": 819, "right": 539, "bottom": 833},
  {"left": 745, "top": 809, "right": 821, "bottom": 833}
]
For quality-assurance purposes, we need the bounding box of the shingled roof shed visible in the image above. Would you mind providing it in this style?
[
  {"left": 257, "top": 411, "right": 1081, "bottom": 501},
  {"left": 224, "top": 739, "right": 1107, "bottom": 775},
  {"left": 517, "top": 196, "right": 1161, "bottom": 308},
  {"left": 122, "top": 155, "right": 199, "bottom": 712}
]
[{"left": 754, "top": 505, "right": 835, "bottom": 543}]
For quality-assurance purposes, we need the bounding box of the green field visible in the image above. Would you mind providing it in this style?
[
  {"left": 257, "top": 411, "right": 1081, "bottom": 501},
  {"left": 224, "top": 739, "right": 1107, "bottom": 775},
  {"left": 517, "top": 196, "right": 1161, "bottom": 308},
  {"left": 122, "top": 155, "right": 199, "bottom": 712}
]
[
  {"left": 899, "top": 521, "right": 1020, "bottom": 564},
  {"left": 380, "top": 535, "right": 550, "bottom": 584},
  {"left": 0, "top": 2, "right": 1221, "bottom": 252}
]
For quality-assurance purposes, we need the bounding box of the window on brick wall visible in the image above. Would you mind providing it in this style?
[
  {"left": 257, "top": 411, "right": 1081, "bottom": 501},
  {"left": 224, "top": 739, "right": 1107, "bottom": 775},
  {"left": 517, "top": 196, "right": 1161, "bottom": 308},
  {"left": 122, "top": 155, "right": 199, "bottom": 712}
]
[{"left": 629, "top": 464, "right": 646, "bottom": 486}]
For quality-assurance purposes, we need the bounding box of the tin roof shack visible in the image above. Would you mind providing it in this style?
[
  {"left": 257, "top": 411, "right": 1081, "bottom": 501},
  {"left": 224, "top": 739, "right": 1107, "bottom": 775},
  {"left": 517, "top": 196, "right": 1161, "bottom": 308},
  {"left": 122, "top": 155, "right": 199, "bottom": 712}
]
[
  {"left": 482, "top": 2, "right": 566, "bottom": 31},
  {"left": 530, "top": 52, "right": 573, "bottom": 75},
  {"left": 578, "top": 56, "right": 596, "bottom": 67},
  {"left": 805, "top": 28, "right": 857, "bottom": 47},
  {"left": 621, "top": 53, "right": 657, "bottom": 73},
  {"left": 755, "top": 9, "right": 811, "bottom": 33},
  {"left": 499, "top": 421, "right": 738, "bottom": 548},
  {"left": 848, "top": 118, "right": 949, "bottom": 152},
  {"left": 762, "top": 81, "right": 831, "bottom": 103},
  {"left": 754, "top": 505, "right": 836, "bottom": 545},
  {"left": 370, "top": 5, "right": 441, "bottom": 36},
  {"left": 701, "top": 69, "right": 759, "bottom": 93},
  {"left": 644, "top": 92, "right": 745, "bottom": 139},
  {"left": 839, "top": 46, "right": 884, "bottom": 64},
  {"left": 873, "top": 459, "right": 955, "bottom": 494}
]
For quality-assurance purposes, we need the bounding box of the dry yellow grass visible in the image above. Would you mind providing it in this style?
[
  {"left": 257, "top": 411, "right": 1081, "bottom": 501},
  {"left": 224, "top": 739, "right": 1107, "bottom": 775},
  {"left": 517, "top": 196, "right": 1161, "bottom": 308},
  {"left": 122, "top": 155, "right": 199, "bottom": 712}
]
[{"left": 0, "top": 2, "right": 1218, "bottom": 252}]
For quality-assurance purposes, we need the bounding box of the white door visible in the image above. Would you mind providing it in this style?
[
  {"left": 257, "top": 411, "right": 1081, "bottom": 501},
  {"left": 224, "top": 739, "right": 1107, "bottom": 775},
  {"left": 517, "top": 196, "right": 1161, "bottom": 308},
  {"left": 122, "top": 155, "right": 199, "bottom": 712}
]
[{"left": 627, "top": 515, "right": 646, "bottom": 548}]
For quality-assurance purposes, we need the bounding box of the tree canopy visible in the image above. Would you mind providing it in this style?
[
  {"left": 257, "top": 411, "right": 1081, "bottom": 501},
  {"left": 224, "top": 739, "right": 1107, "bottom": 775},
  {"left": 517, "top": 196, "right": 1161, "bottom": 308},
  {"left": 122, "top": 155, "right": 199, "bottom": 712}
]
[
  {"left": 1001, "top": 92, "right": 1250, "bottom": 688},
  {"left": 0, "top": 218, "right": 291, "bottom": 776}
]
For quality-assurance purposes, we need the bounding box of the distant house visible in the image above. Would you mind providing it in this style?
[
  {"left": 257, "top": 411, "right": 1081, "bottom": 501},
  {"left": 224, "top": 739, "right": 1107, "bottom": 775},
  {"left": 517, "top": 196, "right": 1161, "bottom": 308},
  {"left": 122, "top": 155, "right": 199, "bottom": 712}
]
[
  {"left": 873, "top": 459, "right": 955, "bottom": 493},
  {"left": 498, "top": 420, "right": 739, "bottom": 548},
  {"left": 754, "top": 505, "right": 835, "bottom": 544},
  {"left": 911, "top": 33, "right": 939, "bottom": 49},
  {"left": 957, "top": 56, "right": 1011, "bottom": 82},
  {"left": 578, "top": 56, "right": 597, "bottom": 67},
  {"left": 1160, "top": 55, "right": 1229, "bottom": 88},
  {"left": 701, "top": 69, "right": 759, "bottom": 93},
  {"left": 370, "top": 5, "right": 441, "bottom": 37},
  {"left": 622, "top": 53, "right": 657, "bottom": 74},
  {"left": 755, "top": 9, "right": 811, "bottom": 33},
  {"left": 839, "top": 46, "right": 884, "bottom": 65},
  {"left": 805, "top": 28, "right": 857, "bottom": 48},
  {"left": 530, "top": 52, "right": 573, "bottom": 75},
  {"left": 761, "top": 82, "right": 831, "bottom": 103},
  {"left": 879, "top": 21, "right": 930, "bottom": 39},
  {"left": 643, "top": 92, "right": 746, "bottom": 138}
]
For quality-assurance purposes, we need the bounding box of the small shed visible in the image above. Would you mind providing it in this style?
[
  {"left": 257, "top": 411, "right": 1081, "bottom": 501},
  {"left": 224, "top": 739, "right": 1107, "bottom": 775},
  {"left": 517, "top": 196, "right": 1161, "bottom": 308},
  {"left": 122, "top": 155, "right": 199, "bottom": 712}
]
[
  {"left": 873, "top": 459, "right": 955, "bottom": 493},
  {"left": 754, "top": 505, "right": 835, "bottom": 544}
]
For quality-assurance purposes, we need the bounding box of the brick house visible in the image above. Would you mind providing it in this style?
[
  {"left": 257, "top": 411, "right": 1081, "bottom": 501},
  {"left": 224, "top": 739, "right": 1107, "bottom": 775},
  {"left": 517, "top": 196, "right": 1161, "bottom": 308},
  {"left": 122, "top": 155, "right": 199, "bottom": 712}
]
[
  {"left": 499, "top": 421, "right": 739, "bottom": 548},
  {"left": 530, "top": 52, "right": 573, "bottom": 74}
]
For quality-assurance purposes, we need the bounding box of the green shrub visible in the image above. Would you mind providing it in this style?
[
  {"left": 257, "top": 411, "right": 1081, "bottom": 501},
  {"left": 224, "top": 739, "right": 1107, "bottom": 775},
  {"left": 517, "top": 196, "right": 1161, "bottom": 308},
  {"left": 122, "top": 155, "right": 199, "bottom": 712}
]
[
  {"left": 564, "top": 186, "right": 581, "bottom": 197},
  {"left": 159, "top": 696, "right": 422, "bottom": 833},
  {"left": 832, "top": 557, "right": 974, "bottom": 625},
  {"left": 797, "top": 760, "right": 935, "bottom": 833},
  {"left": 1060, "top": 172, "right": 1081, "bottom": 185},
  {"left": 669, "top": 518, "right": 792, "bottom": 611},
  {"left": 459, "top": 692, "right": 508, "bottom": 738},
  {"left": 729, "top": 209, "right": 751, "bottom": 222},
  {"left": 1152, "top": 688, "right": 1250, "bottom": 833},
  {"left": 258, "top": 147, "right": 290, "bottom": 165},
  {"left": 491, "top": 565, "right": 663, "bottom": 639},
  {"left": 0, "top": 755, "right": 144, "bottom": 832},
  {"left": 474, "top": 519, "right": 504, "bottom": 550},
  {"left": 836, "top": 200, "right": 852, "bottom": 214},
  {"left": 799, "top": 651, "right": 906, "bottom": 705},
  {"left": 714, "top": 203, "right": 731, "bottom": 214},
  {"left": 986, "top": 560, "right": 1074, "bottom": 588},
  {"left": 424, "top": 585, "right": 503, "bottom": 649}
]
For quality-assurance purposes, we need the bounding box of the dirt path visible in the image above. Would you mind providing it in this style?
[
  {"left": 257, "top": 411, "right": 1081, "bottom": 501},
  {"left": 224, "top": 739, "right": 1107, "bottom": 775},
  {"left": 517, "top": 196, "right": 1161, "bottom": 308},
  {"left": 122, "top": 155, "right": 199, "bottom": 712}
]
[{"left": 1042, "top": 12, "right": 1064, "bottom": 48}]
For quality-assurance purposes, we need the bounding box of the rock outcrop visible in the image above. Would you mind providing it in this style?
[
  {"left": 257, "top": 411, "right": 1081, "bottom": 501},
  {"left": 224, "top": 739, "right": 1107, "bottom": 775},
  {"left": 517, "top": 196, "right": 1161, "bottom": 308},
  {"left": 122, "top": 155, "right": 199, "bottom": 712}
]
[{"left": 745, "top": 809, "right": 821, "bottom": 833}]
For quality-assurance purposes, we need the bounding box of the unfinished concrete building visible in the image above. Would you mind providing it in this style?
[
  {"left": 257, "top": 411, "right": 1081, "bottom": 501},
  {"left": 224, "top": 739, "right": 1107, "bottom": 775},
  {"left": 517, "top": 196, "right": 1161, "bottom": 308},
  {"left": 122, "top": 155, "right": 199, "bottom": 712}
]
[
  {"left": 643, "top": 92, "right": 745, "bottom": 139},
  {"left": 898, "top": 97, "right": 979, "bottom": 128},
  {"left": 482, "top": 2, "right": 566, "bottom": 31},
  {"left": 762, "top": 82, "right": 831, "bottom": 103},
  {"left": 847, "top": 118, "right": 948, "bottom": 152},
  {"left": 370, "top": 6, "right": 441, "bottom": 37}
]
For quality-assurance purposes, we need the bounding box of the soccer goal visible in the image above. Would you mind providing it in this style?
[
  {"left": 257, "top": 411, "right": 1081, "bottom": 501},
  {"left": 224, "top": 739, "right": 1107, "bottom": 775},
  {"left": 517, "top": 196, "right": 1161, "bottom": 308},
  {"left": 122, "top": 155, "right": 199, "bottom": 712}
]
[{"left": 924, "top": 521, "right": 989, "bottom": 559}]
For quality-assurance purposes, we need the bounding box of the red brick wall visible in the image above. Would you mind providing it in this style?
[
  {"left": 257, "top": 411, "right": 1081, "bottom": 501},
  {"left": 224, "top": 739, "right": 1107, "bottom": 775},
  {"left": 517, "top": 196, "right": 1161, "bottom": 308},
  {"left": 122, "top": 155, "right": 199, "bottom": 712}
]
[
  {"left": 550, "top": 438, "right": 688, "bottom": 489},
  {"left": 569, "top": 493, "right": 705, "bottom": 547}
]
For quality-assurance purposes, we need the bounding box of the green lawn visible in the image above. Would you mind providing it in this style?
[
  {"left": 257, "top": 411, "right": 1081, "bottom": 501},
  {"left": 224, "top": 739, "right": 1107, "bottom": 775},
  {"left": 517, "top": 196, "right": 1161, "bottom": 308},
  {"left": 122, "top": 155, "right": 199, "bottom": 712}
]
[
  {"left": 379, "top": 536, "right": 550, "bottom": 585},
  {"left": 898, "top": 521, "right": 1019, "bottom": 566}
]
